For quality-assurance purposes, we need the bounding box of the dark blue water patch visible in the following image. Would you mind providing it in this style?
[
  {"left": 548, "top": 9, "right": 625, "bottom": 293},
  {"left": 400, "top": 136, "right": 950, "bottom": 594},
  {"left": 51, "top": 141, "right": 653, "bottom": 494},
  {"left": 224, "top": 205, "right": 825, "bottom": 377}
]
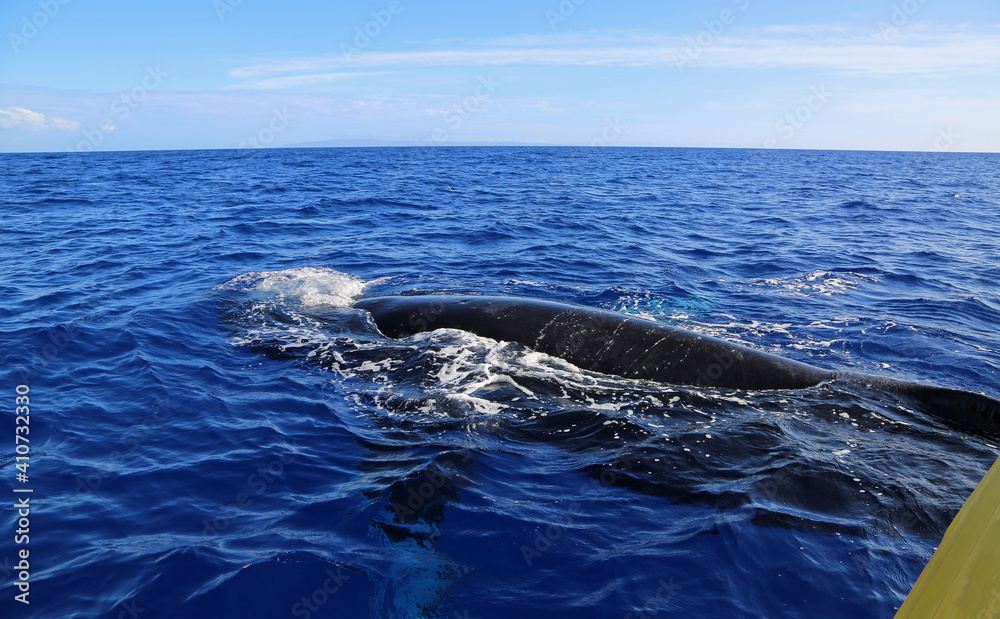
[{"left": 1, "top": 147, "right": 999, "bottom": 618}]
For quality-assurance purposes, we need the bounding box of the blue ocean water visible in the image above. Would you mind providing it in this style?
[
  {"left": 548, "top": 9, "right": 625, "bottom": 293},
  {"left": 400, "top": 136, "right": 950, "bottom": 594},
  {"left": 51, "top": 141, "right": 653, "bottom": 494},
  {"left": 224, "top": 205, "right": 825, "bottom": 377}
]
[{"left": 1, "top": 146, "right": 999, "bottom": 618}]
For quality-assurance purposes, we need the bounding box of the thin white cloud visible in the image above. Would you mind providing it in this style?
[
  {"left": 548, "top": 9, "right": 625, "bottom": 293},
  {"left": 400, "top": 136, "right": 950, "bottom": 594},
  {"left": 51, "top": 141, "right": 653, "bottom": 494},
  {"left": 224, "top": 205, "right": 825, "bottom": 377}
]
[
  {"left": 229, "top": 24, "right": 1000, "bottom": 82},
  {"left": 0, "top": 106, "right": 81, "bottom": 131},
  {"left": 242, "top": 71, "right": 390, "bottom": 90}
]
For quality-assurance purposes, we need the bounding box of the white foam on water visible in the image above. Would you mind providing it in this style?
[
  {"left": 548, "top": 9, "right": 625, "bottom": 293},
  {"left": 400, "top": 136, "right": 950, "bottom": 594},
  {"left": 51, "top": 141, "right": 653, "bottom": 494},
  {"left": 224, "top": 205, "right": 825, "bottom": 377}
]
[
  {"left": 347, "top": 326, "right": 672, "bottom": 419},
  {"left": 754, "top": 270, "right": 876, "bottom": 298},
  {"left": 217, "top": 267, "right": 367, "bottom": 307},
  {"left": 228, "top": 301, "right": 335, "bottom": 349}
]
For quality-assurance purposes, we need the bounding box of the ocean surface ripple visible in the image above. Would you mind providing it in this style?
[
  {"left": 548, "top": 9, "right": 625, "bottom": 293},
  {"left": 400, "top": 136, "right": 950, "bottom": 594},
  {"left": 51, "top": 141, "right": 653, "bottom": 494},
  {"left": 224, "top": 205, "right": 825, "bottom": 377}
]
[{"left": 1, "top": 147, "right": 999, "bottom": 618}]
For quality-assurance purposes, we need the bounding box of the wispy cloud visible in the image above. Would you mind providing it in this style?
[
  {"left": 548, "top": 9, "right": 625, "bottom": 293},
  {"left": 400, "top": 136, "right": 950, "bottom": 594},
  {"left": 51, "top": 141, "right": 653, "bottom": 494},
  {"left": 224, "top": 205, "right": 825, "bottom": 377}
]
[
  {"left": 229, "top": 24, "right": 1000, "bottom": 84},
  {"left": 0, "top": 106, "right": 81, "bottom": 131},
  {"left": 241, "top": 71, "right": 390, "bottom": 90}
]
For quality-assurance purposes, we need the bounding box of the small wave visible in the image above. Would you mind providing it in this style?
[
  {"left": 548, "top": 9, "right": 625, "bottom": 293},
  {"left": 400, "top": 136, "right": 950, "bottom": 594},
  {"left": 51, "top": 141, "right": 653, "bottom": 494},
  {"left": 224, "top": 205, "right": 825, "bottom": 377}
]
[
  {"left": 839, "top": 199, "right": 874, "bottom": 209},
  {"left": 755, "top": 270, "right": 876, "bottom": 297}
]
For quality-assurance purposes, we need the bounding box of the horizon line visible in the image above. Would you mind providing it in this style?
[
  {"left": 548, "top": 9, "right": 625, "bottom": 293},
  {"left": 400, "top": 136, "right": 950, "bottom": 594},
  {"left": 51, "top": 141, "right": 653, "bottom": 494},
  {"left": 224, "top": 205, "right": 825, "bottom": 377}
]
[{"left": 3, "top": 143, "right": 998, "bottom": 156}]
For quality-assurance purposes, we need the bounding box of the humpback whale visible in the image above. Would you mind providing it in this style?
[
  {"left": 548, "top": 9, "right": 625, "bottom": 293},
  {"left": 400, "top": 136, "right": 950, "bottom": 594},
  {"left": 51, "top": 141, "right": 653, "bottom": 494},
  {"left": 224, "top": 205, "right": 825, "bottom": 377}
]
[{"left": 353, "top": 294, "right": 1000, "bottom": 437}]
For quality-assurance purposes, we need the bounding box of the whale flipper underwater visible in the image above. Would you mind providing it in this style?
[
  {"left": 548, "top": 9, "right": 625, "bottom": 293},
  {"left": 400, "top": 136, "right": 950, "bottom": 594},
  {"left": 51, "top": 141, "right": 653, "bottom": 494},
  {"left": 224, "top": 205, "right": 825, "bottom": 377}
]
[{"left": 352, "top": 294, "right": 1000, "bottom": 437}]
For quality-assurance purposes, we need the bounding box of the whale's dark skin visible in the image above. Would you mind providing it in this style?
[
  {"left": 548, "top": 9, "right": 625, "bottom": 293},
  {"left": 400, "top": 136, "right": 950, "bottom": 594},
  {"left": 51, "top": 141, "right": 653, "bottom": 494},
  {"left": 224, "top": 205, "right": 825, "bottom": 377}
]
[{"left": 352, "top": 294, "right": 1000, "bottom": 437}]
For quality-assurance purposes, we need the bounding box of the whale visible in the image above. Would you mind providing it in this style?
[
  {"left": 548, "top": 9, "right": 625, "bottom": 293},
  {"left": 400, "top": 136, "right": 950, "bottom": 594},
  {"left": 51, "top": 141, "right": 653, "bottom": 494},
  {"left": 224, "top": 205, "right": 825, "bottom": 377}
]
[{"left": 352, "top": 294, "right": 1000, "bottom": 437}]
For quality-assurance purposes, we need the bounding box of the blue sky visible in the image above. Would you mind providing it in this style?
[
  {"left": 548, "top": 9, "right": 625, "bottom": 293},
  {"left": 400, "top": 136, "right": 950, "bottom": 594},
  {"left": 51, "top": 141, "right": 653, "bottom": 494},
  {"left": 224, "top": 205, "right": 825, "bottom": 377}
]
[{"left": 1, "top": 0, "right": 998, "bottom": 152}]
